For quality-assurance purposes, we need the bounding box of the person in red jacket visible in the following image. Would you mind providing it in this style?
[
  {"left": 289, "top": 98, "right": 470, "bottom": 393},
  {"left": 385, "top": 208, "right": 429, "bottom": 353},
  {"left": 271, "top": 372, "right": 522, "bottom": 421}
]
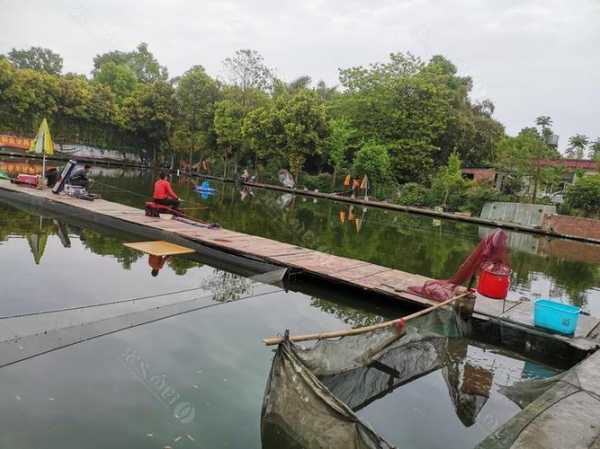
[{"left": 153, "top": 172, "right": 180, "bottom": 209}]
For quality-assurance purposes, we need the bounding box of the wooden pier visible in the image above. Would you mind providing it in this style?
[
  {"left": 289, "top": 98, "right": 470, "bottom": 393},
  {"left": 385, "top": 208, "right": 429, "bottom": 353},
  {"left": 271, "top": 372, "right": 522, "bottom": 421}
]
[{"left": 0, "top": 180, "right": 440, "bottom": 308}]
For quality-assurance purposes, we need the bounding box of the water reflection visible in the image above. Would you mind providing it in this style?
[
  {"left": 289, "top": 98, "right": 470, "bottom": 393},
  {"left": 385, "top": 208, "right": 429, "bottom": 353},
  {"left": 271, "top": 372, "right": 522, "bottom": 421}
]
[{"left": 2, "top": 156, "right": 599, "bottom": 313}]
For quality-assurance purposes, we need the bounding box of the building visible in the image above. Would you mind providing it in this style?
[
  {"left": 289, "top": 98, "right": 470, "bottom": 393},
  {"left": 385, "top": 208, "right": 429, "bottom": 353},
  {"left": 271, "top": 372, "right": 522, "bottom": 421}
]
[{"left": 461, "top": 159, "right": 599, "bottom": 202}]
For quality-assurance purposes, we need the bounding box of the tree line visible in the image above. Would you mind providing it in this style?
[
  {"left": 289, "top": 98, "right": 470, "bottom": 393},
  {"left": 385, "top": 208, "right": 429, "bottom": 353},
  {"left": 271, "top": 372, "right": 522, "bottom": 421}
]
[{"left": 1, "top": 44, "right": 598, "bottom": 211}]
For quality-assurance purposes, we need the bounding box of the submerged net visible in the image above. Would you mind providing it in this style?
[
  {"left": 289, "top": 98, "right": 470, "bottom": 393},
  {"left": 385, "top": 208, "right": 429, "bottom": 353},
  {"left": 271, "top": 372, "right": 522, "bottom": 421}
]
[
  {"left": 261, "top": 308, "right": 468, "bottom": 449},
  {"left": 409, "top": 229, "right": 510, "bottom": 301}
]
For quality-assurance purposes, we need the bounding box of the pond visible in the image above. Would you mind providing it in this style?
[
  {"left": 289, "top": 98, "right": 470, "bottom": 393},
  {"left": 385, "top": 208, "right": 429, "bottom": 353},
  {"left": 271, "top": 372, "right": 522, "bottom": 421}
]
[{"left": 0, "top": 157, "right": 596, "bottom": 449}]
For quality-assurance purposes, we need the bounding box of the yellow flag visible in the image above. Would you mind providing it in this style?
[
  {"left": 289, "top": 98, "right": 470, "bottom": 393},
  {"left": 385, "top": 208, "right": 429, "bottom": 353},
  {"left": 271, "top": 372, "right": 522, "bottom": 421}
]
[
  {"left": 360, "top": 175, "right": 368, "bottom": 190},
  {"left": 29, "top": 118, "right": 54, "bottom": 156}
]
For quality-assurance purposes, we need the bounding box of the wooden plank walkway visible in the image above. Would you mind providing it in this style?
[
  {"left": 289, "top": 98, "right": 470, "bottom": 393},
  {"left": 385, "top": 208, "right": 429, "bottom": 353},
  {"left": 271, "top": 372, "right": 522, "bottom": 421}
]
[{"left": 0, "top": 180, "right": 441, "bottom": 308}]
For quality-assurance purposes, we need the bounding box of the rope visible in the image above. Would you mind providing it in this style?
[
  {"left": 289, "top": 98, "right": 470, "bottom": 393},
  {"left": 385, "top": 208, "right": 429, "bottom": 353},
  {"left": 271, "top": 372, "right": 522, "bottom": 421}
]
[
  {"left": 0, "top": 287, "right": 282, "bottom": 369},
  {"left": 0, "top": 285, "right": 219, "bottom": 320}
]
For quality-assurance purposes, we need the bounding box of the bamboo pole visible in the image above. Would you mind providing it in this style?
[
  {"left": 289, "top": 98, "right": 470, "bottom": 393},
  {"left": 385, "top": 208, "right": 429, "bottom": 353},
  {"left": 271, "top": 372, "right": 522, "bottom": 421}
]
[{"left": 263, "top": 291, "right": 472, "bottom": 346}]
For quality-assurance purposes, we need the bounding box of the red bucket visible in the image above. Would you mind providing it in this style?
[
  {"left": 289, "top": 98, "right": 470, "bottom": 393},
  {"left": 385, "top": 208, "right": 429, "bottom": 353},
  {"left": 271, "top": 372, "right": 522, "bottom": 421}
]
[{"left": 477, "top": 262, "right": 511, "bottom": 299}]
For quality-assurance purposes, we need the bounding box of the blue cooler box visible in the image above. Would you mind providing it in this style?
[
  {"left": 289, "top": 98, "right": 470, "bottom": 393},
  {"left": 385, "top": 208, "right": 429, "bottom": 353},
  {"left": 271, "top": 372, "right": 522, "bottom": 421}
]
[{"left": 534, "top": 299, "right": 580, "bottom": 335}]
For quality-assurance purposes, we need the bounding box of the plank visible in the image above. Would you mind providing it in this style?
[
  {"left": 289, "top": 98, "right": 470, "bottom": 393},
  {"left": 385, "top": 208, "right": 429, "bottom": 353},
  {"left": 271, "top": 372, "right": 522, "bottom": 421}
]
[{"left": 123, "top": 240, "right": 195, "bottom": 256}]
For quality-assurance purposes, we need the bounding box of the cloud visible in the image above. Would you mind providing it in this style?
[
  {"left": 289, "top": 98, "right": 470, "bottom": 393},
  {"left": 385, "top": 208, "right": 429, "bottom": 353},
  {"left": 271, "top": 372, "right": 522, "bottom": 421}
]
[{"left": 1, "top": 0, "right": 598, "bottom": 151}]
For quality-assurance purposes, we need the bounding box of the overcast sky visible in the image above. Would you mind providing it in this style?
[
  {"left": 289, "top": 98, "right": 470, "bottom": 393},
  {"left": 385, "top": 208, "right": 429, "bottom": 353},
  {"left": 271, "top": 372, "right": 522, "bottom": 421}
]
[{"left": 1, "top": 0, "right": 598, "bottom": 152}]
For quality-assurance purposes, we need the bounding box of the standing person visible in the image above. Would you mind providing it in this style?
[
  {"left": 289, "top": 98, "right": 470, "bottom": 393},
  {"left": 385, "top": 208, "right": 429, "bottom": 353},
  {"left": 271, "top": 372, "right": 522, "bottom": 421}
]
[{"left": 153, "top": 171, "right": 180, "bottom": 209}]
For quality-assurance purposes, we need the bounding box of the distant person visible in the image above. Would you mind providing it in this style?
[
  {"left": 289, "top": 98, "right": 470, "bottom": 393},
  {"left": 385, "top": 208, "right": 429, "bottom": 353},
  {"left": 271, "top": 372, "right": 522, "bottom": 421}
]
[
  {"left": 149, "top": 254, "right": 169, "bottom": 277},
  {"left": 45, "top": 167, "right": 60, "bottom": 188},
  {"left": 153, "top": 171, "right": 180, "bottom": 209},
  {"left": 69, "top": 164, "right": 91, "bottom": 188}
]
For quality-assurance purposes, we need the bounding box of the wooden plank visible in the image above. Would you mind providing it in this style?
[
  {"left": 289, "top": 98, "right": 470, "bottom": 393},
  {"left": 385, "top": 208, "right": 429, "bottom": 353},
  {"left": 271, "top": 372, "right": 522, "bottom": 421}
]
[
  {"left": 123, "top": 240, "right": 195, "bottom": 256},
  {"left": 334, "top": 265, "right": 392, "bottom": 281}
]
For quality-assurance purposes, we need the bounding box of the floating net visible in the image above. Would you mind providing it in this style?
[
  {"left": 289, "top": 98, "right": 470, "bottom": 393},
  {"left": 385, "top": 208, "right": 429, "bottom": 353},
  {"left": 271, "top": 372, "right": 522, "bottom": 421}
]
[
  {"left": 261, "top": 308, "right": 468, "bottom": 449},
  {"left": 409, "top": 229, "right": 510, "bottom": 301},
  {"left": 476, "top": 353, "right": 600, "bottom": 449}
]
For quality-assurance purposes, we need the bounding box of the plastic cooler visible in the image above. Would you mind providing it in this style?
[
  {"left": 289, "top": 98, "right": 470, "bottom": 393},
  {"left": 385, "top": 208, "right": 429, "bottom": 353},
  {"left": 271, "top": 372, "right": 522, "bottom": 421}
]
[{"left": 534, "top": 299, "right": 580, "bottom": 335}]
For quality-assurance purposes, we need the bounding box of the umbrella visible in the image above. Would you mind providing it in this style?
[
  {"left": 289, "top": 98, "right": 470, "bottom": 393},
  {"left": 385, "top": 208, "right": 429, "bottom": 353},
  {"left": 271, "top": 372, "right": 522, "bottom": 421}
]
[{"left": 29, "top": 118, "right": 54, "bottom": 188}]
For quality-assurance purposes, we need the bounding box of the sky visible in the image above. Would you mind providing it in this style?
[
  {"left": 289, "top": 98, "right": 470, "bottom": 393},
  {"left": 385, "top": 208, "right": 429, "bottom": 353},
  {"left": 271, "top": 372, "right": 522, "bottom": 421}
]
[{"left": 0, "top": 0, "right": 598, "bottom": 152}]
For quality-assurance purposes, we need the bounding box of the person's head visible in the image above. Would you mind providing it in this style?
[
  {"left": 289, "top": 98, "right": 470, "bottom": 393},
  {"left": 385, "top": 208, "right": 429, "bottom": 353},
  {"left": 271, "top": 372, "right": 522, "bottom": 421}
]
[
  {"left": 151, "top": 268, "right": 159, "bottom": 277},
  {"left": 84, "top": 164, "right": 91, "bottom": 172},
  {"left": 159, "top": 171, "right": 166, "bottom": 180}
]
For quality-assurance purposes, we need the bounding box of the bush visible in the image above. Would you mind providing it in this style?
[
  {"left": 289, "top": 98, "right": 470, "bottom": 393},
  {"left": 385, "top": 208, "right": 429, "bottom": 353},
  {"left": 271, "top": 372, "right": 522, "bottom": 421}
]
[
  {"left": 302, "top": 172, "right": 334, "bottom": 191},
  {"left": 564, "top": 175, "right": 600, "bottom": 217},
  {"left": 395, "top": 183, "right": 432, "bottom": 207},
  {"left": 352, "top": 141, "right": 391, "bottom": 186},
  {"left": 462, "top": 184, "right": 513, "bottom": 216}
]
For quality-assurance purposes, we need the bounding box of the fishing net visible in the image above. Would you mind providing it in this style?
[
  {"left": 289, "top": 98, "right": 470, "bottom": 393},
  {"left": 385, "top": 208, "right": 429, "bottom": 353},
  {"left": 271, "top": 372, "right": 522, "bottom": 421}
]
[
  {"left": 409, "top": 229, "right": 510, "bottom": 301},
  {"left": 261, "top": 308, "right": 468, "bottom": 449},
  {"left": 476, "top": 352, "right": 600, "bottom": 449}
]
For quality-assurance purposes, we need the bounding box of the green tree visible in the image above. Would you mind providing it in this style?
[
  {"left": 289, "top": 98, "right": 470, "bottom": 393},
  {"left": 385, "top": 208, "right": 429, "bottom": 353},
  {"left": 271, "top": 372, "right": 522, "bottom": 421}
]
[
  {"left": 352, "top": 141, "right": 391, "bottom": 186},
  {"left": 431, "top": 151, "right": 467, "bottom": 209},
  {"left": 325, "top": 118, "right": 356, "bottom": 187},
  {"left": 277, "top": 90, "right": 329, "bottom": 181},
  {"left": 122, "top": 81, "right": 175, "bottom": 160},
  {"left": 567, "top": 134, "right": 589, "bottom": 159},
  {"left": 6, "top": 47, "right": 63, "bottom": 75},
  {"left": 242, "top": 90, "right": 328, "bottom": 181},
  {"left": 172, "top": 65, "right": 221, "bottom": 165},
  {"left": 93, "top": 62, "right": 138, "bottom": 101},
  {"left": 214, "top": 99, "right": 245, "bottom": 177},
  {"left": 495, "top": 128, "right": 560, "bottom": 202},
  {"left": 93, "top": 42, "right": 167, "bottom": 82},
  {"left": 589, "top": 137, "right": 600, "bottom": 161},
  {"left": 535, "top": 115, "right": 553, "bottom": 142}
]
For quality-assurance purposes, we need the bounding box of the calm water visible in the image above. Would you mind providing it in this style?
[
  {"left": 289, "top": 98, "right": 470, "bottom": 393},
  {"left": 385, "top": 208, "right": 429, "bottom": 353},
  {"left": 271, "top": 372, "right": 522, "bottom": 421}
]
[
  {"left": 87, "top": 163, "right": 600, "bottom": 314},
  {"left": 0, "top": 157, "right": 595, "bottom": 448}
]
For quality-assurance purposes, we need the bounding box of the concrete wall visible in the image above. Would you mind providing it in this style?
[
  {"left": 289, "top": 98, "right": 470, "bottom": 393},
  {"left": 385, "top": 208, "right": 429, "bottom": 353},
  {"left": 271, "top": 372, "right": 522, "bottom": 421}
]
[
  {"left": 542, "top": 214, "right": 600, "bottom": 240},
  {"left": 480, "top": 202, "right": 556, "bottom": 227}
]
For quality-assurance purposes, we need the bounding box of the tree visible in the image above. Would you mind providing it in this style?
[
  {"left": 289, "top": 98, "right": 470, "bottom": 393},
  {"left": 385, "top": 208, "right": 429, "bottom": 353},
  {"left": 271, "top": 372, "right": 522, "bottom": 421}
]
[
  {"left": 242, "top": 90, "right": 328, "bottom": 181},
  {"left": 172, "top": 66, "right": 221, "bottom": 165},
  {"left": 564, "top": 175, "right": 600, "bottom": 217},
  {"left": 431, "top": 151, "right": 467, "bottom": 209},
  {"left": 93, "top": 62, "right": 138, "bottom": 101},
  {"left": 122, "top": 81, "right": 175, "bottom": 159},
  {"left": 6, "top": 47, "right": 63, "bottom": 75},
  {"left": 567, "top": 134, "right": 589, "bottom": 159},
  {"left": 214, "top": 99, "right": 245, "bottom": 176},
  {"left": 589, "top": 138, "right": 600, "bottom": 161},
  {"left": 535, "top": 115, "right": 554, "bottom": 144},
  {"left": 496, "top": 128, "right": 561, "bottom": 202},
  {"left": 93, "top": 42, "right": 168, "bottom": 82},
  {"left": 223, "top": 49, "right": 274, "bottom": 101},
  {"left": 352, "top": 141, "right": 391, "bottom": 186},
  {"left": 325, "top": 118, "right": 356, "bottom": 187},
  {"left": 278, "top": 90, "right": 329, "bottom": 181}
]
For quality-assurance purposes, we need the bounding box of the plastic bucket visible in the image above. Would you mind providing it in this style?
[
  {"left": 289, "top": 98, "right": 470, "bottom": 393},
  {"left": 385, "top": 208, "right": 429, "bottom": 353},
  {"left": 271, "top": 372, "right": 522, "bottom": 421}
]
[
  {"left": 477, "top": 265, "right": 510, "bottom": 299},
  {"left": 534, "top": 299, "right": 580, "bottom": 335}
]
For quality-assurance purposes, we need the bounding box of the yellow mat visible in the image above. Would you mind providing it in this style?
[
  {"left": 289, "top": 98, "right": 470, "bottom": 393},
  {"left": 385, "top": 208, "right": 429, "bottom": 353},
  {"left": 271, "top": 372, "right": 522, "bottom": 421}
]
[{"left": 123, "top": 240, "right": 195, "bottom": 256}]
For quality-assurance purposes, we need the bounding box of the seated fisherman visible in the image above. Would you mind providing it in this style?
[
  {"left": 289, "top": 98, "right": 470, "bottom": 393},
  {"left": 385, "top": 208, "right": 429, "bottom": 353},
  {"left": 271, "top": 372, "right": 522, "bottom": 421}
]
[
  {"left": 153, "top": 171, "right": 180, "bottom": 209},
  {"left": 69, "top": 164, "right": 91, "bottom": 188}
]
